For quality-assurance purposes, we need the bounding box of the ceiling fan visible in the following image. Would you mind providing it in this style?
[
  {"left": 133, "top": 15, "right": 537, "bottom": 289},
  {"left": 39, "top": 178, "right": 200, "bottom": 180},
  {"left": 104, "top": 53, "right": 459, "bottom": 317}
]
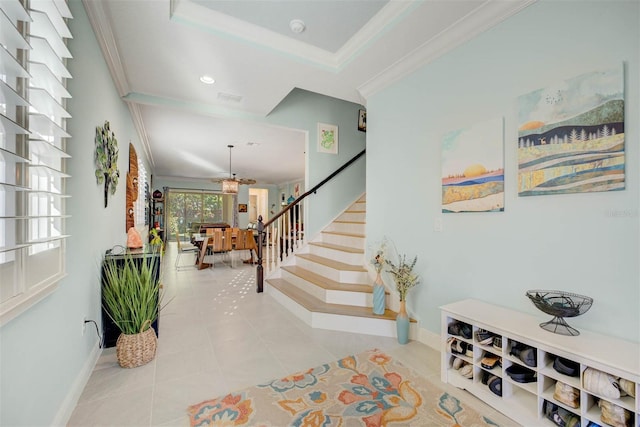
[{"left": 212, "top": 145, "right": 257, "bottom": 193}]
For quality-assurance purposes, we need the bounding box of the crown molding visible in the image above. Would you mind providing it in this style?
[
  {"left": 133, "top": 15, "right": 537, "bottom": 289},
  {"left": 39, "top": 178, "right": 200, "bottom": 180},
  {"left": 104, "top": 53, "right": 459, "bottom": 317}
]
[
  {"left": 125, "top": 102, "right": 154, "bottom": 168},
  {"left": 358, "top": 0, "right": 537, "bottom": 99},
  {"left": 333, "top": 1, "right": 418, "bottom": 69},
  {"left": 81, "top": 0, "right": 130, "bottom": 96},
  {"left": 170, "top": 0, "right": 416, "bottom": 72}
]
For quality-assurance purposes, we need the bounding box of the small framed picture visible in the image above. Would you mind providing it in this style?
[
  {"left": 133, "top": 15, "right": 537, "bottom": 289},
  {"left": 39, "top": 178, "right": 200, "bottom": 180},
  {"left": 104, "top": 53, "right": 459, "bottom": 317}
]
[
  {"left": 358, "top": 109, "right": 366, "bottom": 132},
  {"left": 317, "top": 123, "right": 338, "bottom": 154},
  {"left": 238, "top": 203, "right": 248, "bottom": 213}
]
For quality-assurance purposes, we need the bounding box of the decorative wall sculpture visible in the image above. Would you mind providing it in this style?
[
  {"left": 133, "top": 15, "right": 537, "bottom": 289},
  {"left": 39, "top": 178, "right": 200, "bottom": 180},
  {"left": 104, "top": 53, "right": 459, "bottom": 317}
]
[
  {"left": 126, "top": 143, "right": 138, "bottom": 231},
  {"left": 94, "top": 120, "right": 119, "bottom": 207},
  {"left": 441, "top": 117, "right": 505, "bottom": 213},
  {"left": 517, "top": 66, "right": 625, "bottom": 196}
]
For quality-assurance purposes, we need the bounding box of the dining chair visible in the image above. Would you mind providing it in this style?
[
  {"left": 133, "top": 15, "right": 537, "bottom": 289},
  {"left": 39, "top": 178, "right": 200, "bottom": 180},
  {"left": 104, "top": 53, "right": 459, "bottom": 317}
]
[
  {"left": 222, "top": 228, "right": 233, "bottom": 265},
  {"left": 232, "top": 229, "right": 247, "bottom": 267},
  {"left": 208, "top": 229, "right": 226, "bottom": 268},
  {"left": 175, "top": 232, "right": 198, "bottom": 269}
]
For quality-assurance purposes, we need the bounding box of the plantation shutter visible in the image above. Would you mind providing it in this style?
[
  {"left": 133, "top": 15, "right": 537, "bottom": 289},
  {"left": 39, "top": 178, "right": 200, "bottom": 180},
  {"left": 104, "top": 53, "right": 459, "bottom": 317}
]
[{"left": 0, "top": 0, "right": 73, "bottom": 325}]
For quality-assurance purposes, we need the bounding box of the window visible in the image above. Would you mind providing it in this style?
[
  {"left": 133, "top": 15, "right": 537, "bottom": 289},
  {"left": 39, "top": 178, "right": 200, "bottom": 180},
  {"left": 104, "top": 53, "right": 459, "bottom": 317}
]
[
  {"left": 0, "top": 0, "right": 72, "bottom": 325},
  {"left": 166, "top": 190, "right": 235, "bottom": 239}
]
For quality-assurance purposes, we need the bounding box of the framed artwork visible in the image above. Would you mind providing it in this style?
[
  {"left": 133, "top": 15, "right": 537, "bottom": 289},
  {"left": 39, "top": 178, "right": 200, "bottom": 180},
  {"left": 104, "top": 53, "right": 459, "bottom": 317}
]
[
  {"left": 517, "top": 66, "right": 625, "bottom": 196},
  {"left": 294, "top": 183, "right": 300, "bottom": 197},
  {"left": 441, "top": 117, "right": 504, "bottom": 213},
  {"left": 318, "top": 123, "right": 338, "bottom": 154},
  {"left": 238, "top": 203, "right": 248, "bottom": 213},
  {"left": 358, "top": 109, "right": 367, "bottom": 132}
]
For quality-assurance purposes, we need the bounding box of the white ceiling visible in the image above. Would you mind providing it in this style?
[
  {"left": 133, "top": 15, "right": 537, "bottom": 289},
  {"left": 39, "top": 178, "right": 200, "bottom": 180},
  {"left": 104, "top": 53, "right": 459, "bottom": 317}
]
[{"left": 83, "top": 0, "right": 534, "bottom": 185}]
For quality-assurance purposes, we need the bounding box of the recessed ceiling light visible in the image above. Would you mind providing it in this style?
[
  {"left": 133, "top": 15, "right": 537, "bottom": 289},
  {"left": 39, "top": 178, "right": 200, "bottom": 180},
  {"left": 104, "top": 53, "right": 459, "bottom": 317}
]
[
  {"left": 289, "top": 19, "right": 305, "bottom": 34},
  {"left": 200, "top": 75, "right": 215, "bottom": 85}
]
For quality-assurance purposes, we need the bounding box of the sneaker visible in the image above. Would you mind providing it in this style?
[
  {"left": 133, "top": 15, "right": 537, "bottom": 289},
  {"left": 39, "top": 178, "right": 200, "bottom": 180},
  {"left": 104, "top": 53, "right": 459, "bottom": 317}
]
[
  {"left": 452, "top": 357, "right": 464, "bottom": 370},
  {"left": 493, "top": 336, "right": 502, "bottom": 351},
  {"left": 459, "top": 363, "right": 473, "bottom": 379},
  {"left": 465, "top": 344, "right": 473, "bottom": 358},
  {"left": 475, "top": 329, "right": 494, "bottom": 345}
]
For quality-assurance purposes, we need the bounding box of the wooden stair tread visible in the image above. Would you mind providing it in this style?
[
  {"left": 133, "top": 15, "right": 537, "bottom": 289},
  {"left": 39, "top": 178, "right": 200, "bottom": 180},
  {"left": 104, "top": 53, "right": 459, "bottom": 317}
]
[
  {"left": 282, "top": 265, "right": 379, "bottom": 293},
  {"left": 309, "top": 241, "right": 364, "bottom": 254},
  {"left": 345, "top": 210, "right": 365, "bottom": 213},
  {"left": 334, "top": 220, "right": 365, "bottom": 224},
  {"left": 267, "top": 278, "right": 415, "bottom": 322},
  {"left": 321, "top": 230, "right": 365, "bottom": 238},
  {"left": 296, "top": 253, "right": 367, "bottom": 271}
]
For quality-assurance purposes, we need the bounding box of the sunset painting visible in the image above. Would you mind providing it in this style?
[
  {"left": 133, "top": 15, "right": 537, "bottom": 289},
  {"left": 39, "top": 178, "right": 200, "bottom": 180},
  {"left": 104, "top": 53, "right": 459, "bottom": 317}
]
[
  {"left": 442, "top": 117, "right": 504, "bottom": 213},
  {"left": 517, "top": 66, "right": 625, "bottom": 196}
]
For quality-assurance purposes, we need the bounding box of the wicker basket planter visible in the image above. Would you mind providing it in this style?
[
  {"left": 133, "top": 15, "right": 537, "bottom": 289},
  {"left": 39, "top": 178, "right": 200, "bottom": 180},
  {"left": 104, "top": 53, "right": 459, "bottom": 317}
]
[{"left": 116, "top": 325, "right": 157, "bottom": 368}]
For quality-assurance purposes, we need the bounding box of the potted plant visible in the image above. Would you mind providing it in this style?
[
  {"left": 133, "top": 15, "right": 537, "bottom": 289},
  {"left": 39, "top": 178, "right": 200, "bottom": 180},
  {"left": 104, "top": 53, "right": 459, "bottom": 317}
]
[
  {"left": 102, "top": 251, "right": 163, "bottom": 368},
  {"left": 387, "top": 253, "right": 420, "bottom": 344}
]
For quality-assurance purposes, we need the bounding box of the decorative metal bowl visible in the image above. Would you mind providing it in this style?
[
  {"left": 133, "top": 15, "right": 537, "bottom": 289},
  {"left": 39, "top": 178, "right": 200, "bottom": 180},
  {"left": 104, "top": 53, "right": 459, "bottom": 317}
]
[{"left": 526, "top": 290, "right": 593, "bottom": 336}]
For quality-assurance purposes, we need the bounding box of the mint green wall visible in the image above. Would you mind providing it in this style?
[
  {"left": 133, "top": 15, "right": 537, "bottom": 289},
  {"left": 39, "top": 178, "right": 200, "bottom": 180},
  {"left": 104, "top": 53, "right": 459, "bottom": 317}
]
[
  {"left": 0, "top": 1, "right": 152, "bottom": 424},
  {"left": 157, "top": 89, "right": 367, "bottom": 239},
  {"left": 267, "top": 89, "right": 366, "bottom": 238},
  {"left": 367, "top": 1, "right": 639, "bottom": 341}
]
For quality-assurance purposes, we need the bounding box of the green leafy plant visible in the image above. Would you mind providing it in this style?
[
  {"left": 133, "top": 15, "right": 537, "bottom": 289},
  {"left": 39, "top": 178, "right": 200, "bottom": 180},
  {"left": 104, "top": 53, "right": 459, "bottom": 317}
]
[
  {"left": 101, "top": 253, "right": 163, "bottom": 335},
  {"left": 387, "top": 253, "right": 420, "bottom": 302},
  {"left": 95, "top": 120, "right": 119, "bottom": 208}
]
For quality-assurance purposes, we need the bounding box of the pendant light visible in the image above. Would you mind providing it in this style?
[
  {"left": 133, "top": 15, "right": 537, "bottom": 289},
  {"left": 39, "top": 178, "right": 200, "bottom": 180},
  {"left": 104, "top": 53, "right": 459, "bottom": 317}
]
[{"left": 222, "top": 145, "right": 239, "bottom": 194}]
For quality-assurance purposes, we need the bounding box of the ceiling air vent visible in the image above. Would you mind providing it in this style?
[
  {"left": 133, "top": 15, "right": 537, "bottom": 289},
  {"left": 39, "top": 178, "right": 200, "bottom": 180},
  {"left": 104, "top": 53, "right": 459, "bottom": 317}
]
[{"left": 217, "top": 92, "right": 243, "bottom": 103}]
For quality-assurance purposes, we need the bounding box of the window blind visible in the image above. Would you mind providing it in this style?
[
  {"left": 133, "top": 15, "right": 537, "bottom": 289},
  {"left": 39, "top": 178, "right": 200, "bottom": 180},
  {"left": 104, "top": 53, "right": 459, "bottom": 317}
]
[{"left": 0, "top": 0, "right": 72, "bottom": 325}]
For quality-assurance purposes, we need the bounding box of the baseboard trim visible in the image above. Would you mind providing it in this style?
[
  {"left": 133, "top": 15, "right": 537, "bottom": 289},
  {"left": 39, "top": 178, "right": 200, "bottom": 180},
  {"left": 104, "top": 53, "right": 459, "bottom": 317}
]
[
  {"left": 52, "top": 340, "right": 101, "bottom": 426},
  {"left": 417, "top": 325, "right": 441, "bottom": 351}
]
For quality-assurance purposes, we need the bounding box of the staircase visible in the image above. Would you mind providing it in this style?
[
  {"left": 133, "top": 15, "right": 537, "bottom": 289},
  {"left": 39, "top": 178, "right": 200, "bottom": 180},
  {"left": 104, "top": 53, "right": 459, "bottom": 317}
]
[{"left": 264, "top": 194, "right": 417, "bottom": 338}]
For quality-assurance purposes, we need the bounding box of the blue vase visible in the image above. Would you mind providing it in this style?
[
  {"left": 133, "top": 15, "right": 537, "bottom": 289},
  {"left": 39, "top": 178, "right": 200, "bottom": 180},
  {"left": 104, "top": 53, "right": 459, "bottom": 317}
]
[
  {"left": 372, "top": 273, "right": 386, "bottom": 315},
  {"left": 396, "top": 300, "right": 409, "bottom": 344}
]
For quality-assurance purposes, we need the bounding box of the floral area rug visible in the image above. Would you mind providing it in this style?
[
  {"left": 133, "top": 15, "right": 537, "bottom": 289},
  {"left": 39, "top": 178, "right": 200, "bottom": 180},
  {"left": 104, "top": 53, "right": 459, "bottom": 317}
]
[{"left": 187, "top": 349, "right": 499, "bottom": 426}]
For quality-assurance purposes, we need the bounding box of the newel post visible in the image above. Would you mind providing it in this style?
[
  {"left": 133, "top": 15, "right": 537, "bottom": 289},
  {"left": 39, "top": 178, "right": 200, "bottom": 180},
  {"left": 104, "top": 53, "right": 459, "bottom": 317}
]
[{"left": 256, "top": 215, "right": 264, "bottom": 293}]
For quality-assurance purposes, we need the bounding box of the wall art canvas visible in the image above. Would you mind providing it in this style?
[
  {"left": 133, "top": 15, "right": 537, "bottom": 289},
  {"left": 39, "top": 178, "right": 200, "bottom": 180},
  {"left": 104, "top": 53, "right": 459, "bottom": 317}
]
[
  {"left": 517, "top": 67, "right": 625, "bottom": 196},
  {"left": 317, "top": 123, "right": 338, "bottom": 154},
  {"left": 442, "top": 117, "right": 504, "bottom": 213}
]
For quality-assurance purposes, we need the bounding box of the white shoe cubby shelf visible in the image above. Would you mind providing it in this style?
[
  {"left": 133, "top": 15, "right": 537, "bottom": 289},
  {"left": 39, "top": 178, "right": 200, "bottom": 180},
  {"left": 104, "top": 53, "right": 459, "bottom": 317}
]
[{"left": 441, "top": 299, "right": 640, "bottom": 427}]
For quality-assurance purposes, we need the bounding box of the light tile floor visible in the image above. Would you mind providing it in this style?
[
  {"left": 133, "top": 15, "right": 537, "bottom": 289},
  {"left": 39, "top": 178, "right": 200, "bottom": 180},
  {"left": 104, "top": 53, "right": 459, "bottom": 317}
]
[{"left": 68, "top": 243, "right": 517, "bottom": 426}]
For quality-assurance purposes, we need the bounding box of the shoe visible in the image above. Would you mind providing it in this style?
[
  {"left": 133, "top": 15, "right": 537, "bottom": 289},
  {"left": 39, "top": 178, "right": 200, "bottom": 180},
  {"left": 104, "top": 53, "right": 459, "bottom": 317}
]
[
  {"left": 493, "top": 336, "right": 502, "bottom": 351},
  {"left": 506, "top": 364, "right": 537, "bottom": 383},
  {"left": 476, "top": 329, "right": 494, "bottom": 345},
  {"left": 452, "top": 357, "right": 464, "bottom": 370},
  {"left": 481, "top": 353, "right": 500, "bottom": 370},
  {"left": 447, "top": 337, "right": 464, "bottom": 355},
  {"left": 460, "top": 323, "right": 472, "bottom": 339},
  {"left": 459, "top": 363, "right": 473, "bottom": 379},
  {"left": 465, "top": 344, "right": 473, "bottom": 358},
  {"left": 448, "top": 321, "right": 472, "bottom": 339},
  {"left": 510, "top": 342, "right": 536, "bottom": 367},
  {"left": 488, "top": 375, "right": 502, "bottom": 396}
]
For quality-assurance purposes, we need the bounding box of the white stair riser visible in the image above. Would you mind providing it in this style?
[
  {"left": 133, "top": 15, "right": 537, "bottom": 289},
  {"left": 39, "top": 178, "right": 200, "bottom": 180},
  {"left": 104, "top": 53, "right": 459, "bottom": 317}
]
[
  {"left": 281, "top": 270, "right": 372, "bottom": 307},
  {"left": 280, "top": 270, "right": 328, "bottom": 301},
  {"left": 309, "top": 244, "right": 364, "bottom": 265},
  {"left": 338, "top": 212, "right": 365, "bottom": 222},
  {"left": 326, "top": 222, "right": 365, "bottom": 235},
  {"left": 295, "top": 257, "right": 369, "bottom": 284},
  {"left": 321, "top": 232, "right": 365, "bottom": 248},
  {"left": 266, "top": 282, "right": 417, "bottom": 339},
  {"left": 265, "top": 283, "right": 313, "bottom": 326},
  {"left": 312, "top": 313, "right": 418, "bottom": 339}
]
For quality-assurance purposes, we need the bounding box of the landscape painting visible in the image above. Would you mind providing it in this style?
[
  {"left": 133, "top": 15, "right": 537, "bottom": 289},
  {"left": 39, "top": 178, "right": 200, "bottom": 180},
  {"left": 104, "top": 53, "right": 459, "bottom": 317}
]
[
  {"left": 517, "top": 66, "right": 625, "bottom": 196},
  {"left": 442, "top": 117, "right": 504, "bottom": 213}
]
